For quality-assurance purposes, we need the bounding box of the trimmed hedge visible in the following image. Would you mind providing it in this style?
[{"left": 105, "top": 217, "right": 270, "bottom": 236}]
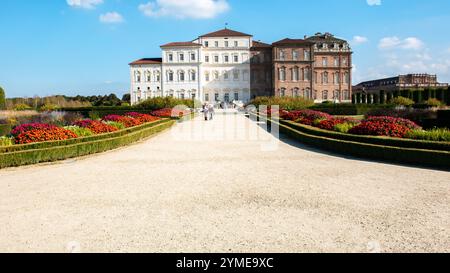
[
  {"left": 279, "top": 119, "right": 450, "bottom": 151},
  {"left": 60, "top": 107, "right": 148, "bottom": 118},
  {"left": 0, "top": 119, "right": 175, "bottom": 169},
  {"left": 250, "top": 113, "right": 450, "bottom": 170},
  {"left": 0, "top": 119, "right": 168, "bottom": 153},
  {"left": 309, "top": 104, "right": 394, "bottom": 116}
]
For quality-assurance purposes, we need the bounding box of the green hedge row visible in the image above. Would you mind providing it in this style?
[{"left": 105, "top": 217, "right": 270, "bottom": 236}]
[
  {"left": 279, "top": 119, "right": 450, "bottom": 152},
  {"left": 0, "top": 119, "right": 175, "bottom": 169},
  {"left": 0, "top": 124, "right": 11, "bottom": 136},
  {"left": 309, "top": 103, "right": 394, "bottom": 116},
  {"left": 60, "top": 107, "right": 149, "bottom": 118},
  {"left": 250, "top": 113, "right": 450, "bottom": 170},
  {"left": 0, "top": 119, "right": 168, "bottom": 153}
]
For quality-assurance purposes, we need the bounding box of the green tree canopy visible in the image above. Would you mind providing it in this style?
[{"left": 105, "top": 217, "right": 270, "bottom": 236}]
[{"left": 0, "top": 86, "right": 6, "bottom": 110}]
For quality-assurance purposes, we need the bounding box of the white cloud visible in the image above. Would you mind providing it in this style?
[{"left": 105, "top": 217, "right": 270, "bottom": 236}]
[
  {"left": 139, "top": 0, "right": 230, "bottom": 19},
  {"left": 67, "top": 0, "right": 103, "bottom": 9},
  {"left": 379, "top": 36, "right": 424, "bottom": 50},
  {"left": 100, "top": 12, "right": 124, "bottom": 24},
  {"left": 352, "top": 36, "right": 369, "bottom": 45},
  {"left": 367, "top": 0, "right": 381, "bottom": 6}
]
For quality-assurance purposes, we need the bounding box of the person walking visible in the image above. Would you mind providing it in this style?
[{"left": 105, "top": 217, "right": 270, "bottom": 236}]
[
  {"left": 203, "top": 104, "right": 209, "bottom": 121},
  {"left": 208, "top": 104, "right": 215, "bottom": 120}
]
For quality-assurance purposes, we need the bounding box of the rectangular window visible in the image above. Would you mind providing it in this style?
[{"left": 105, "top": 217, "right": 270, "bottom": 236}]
[
  {"left": 234, "top": 55, "right": 239, "bottom": 63},
  {"left": 205, "top": 41, "right": 209, "bottom": 47},
  {"left": 334, "top": 57, "right": 339, "bottom": 67},
  {"left": 215, "top": 41, "right": 219, "bottom": 47},
  {"left": 293, "top": 51, "right": 298, "bottom": 60},
  {"left": 205, "top": 56, "right": 209, "bottom": 63},
  {"left": 342, "top": 57, "right": 348, "bottom": 66},
  {"left": 233, "top": 70, "right": 239, "bottom": 80},
  {"left": 234, "top": 92, "right": 239, "bottom": 101},
  {"left": 168, "top": 54, "right": 173, "bottom": 62},
  {"left": 205, "top": 93, "right": 209, "bottom": 101},
  {"left": 191, "top": 53, "right": 196, "bottom": 61},
  {"left": 322, "top": 57, "right": 328, "bottom": 67},
  {"left": 179, "top": 54, "right": 184, "bottom": 61},
  {"left": 205, "top": 73, "right": 210, "bottom": 81},
  {"left": 191, "top": 72, "right": 196, "bottom": 81},
  {"left": 214, "top": 55, "right": 219, "bottom": 63},
  {"left": 224, "top": 72, "right": 229, "bottom": 80},
  {"left": 234, "top": 41, "right": 238, "bottom": 47},
  {"left": 224, "top": 55, "right": 229, "bottom": 63},
  {"left": 225, "top": 41, "right": 229, "bottom": 47}
]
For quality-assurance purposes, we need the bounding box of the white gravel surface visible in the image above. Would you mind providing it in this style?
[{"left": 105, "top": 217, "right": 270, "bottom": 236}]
[{"left": 0, "top": 113, "right": 449, "bottom": 253}]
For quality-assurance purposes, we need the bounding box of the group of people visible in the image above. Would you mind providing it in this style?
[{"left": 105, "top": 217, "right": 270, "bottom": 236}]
[{"left": 202, "top": 104, "right": 215, "bottom": 121}]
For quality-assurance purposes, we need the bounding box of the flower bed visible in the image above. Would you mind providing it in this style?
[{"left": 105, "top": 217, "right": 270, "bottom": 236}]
[
  {"left": 277, "top": 109, "right": 449, "bottom": 142},
  {"left": 5, "top": 113, "right": 162, "bottom": 145},
  {"left": 15, "top": 127, "right": 78, "bottom": 144},
  {"left": 151, "top": 108, "right": 190, "bottom": 118},
  {"left": 102, "top": 115, "right": 142, "bottom": 128}
]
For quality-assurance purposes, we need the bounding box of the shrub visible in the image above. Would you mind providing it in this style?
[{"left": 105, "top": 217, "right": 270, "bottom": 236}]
[
  {"left": 104, "top": 121, "right": 125, "bottom": 130},
  {"left": 64, "top": 126, "right": 94, "bottom": 137},
  {"left": 424, "top": 98, "right": 444, "bottom": 107},
  {"left": 0, "top": 136, "right": 13, "bottom": 147},
  {"left": 102, "top": 114, "right": 142, "bottom": 128},
  {"left": 137, "top": 97, "right": 196, "bottom": 110},
  {"left": 365, "top": 108, "right": 437, "bottom": 126},
  {"left": 349, "top": 116, "right": 420, "bottom": 138},
  {"left": 11, "top": 123, "right": 57, "bottom": 137},
  {"left": 73, "top": 119, "right": 118, "bottom": 134},
  {"left": 39, "top": 104, "right": 60, "bottom": 112},
  {"left": 248, "top": 96, "right": 314, "bottom": 111},
  {"left": 334, "top": 123, "right": 356, "bottom": 134},
  {"left": 406, "top": 128, "right": 450, "bottom": 142},
  {"left": 14, "top": 104, "right": 33, "bottom": 111},
  {"left": 315, "top": 117, "right": 359, "bottom": 131},
  {"left": 390, "top": 96, "right": 414, "bottom": 107},
  {"left": 125, "top": 112, "right": 160, "bottom": 123},
  {"left": 15, "top": 127, "right": 78, "bottom": 144}
]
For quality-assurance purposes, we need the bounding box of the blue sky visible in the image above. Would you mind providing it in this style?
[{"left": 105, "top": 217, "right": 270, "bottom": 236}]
[{"left": 1, "top": 0, "right": 450, "bottom": 98}]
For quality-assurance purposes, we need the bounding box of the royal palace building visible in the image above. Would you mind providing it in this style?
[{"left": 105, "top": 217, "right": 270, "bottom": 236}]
[{"left": 129, "top": 29, "right": 353, "bottom": 105}]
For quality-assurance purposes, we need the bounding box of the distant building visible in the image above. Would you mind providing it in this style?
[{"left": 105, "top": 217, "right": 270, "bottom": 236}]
[
  {"left": 354, "top": 74, "right": 449, "bottom": 94},
  {"left": 353, "top": 74, "right": 449, "bottom": 103}
]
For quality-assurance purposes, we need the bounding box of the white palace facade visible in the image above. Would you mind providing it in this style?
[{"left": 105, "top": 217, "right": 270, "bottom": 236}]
[{"left": 129, "top": 28, "right": 253, "bottom": 105}]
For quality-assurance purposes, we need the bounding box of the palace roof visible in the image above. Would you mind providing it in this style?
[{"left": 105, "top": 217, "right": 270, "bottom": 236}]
[
  {"left": 272, "top": 38, "right": 314, "bottom": 46},
  {"left": 199, "top": 28, "right": 252, "bottom": 38},
  {"left": 160, "top": 42, "right": 202, "bottom": 48},
  {"left": 129, "top": 58, "right": 162, "bottom": 65}
]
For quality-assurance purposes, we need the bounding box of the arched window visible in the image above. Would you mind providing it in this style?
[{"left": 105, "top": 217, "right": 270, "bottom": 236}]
[
  {"left": 179, "top": 71, "right": 185, "bottom": 82},
  {"left": 304, "top": 88, "right": 311, "bottom": 99},
  {"left": 155, "top": 71, "right": 161, "bottom": 82},
  {"left": 334, "top": 90, "right": 341, "bottom": 100},
  {"left": 322, "top": 72, "right": 329, "bottom": 84},
  {"left": 280, "top": 88, "right": 286, "bottom": 97},
  {"left": 146, "top": 71, "right": 151, "bottom": 82},
  {"left": 135, "top": 71, "right": 141, "bottom": 83},
  {"left": 292, "top": 67, "right": 299, "bottom": 81},
  {"left": 293, "top": 88, "right": 299, "bottom": 97},
  {"left": 205, "top": 71, "right": 210, "bottom": 82},
  {"left": 344, "top": 72, "right": 350, "bottom": 84},
  {"left": 322, "top": 90, "right": 329, "bottom": 100},
  {"left": 213, "top": 71, "right": 219, "bottom": 80},
  {"left": 304, "top": 67, "right": 311, "bottom": 81},
  {"left": 190, "top": 70, "right": 196, "bottom": 81},
  {"left": 279, "top": 67, "right": 286, "bottom": 81},
  {"left": 334, "top": 72, "right": 340, "bottom": 84}
]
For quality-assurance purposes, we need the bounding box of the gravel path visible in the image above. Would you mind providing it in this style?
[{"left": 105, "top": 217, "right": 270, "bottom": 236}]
[{"left": 0, "top": 113, "right": 449, "bottom": 253}]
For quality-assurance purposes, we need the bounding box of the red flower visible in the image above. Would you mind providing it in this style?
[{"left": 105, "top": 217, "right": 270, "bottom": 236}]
[
  {"left": 348, "top": 116, "right": 420, "bottom": 138},
  {"left": 73, "top": 120, "right": 118, "bottom": 134},
  {"left": 15, "top": 127, "right": 78, "bottom": 144},
  {"left": 125, "top": 112, "right": 160, "bottom": 123},
  {"left": 103, "top": 115, "right": 142, "bottom": 128}
]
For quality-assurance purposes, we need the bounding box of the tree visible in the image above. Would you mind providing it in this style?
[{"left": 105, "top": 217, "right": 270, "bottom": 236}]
[
  {"left": 122, "top": 94, "right": 131, "bottom": 103},
  {"left": 0, "top": 86, "right": 5, "bottom": 110}
]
